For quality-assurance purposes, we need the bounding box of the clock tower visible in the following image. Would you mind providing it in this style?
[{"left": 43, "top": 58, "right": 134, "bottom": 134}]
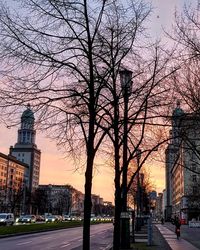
[{"left": 10, "top": 104, "right": 41, "bottom": 192}]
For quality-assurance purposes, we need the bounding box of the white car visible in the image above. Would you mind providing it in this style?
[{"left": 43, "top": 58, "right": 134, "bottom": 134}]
[
  {"left": 17, "top": 215, "right": 36, "bottom": 223},
  {"left": 0, "top": 213, "right": 14, "bottom": 226}
]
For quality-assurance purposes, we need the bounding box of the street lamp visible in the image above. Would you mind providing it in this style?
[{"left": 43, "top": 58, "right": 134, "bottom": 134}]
[
  {"left": 120, "top": 68, "right": 133, "bottom": 249},
  {"left": 120, "top": 69, "right": 133, "bottom": 97},
  {"left": 136, "top": 148, "right": 142, "bottom": 231},
  {"left": 136, "top": 149, "right": 141, "bottom": 216}
]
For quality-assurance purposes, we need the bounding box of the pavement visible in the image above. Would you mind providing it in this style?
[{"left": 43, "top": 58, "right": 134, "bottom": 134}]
[
  {"left": 156, "top": 223, "right": 199, "bottom": 250},
  {"left": 130, "top": 222, "right": 200, "bottom": 250},
  {"left": 132, "top": 223, "right": 171, "bottom": 250}
]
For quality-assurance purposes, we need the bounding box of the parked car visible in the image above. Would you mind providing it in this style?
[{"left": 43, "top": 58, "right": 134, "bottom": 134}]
[
  {"left": 17, "top": 215, "right": 36, "bottom": 223},
  {"left": 36, "top": 215, "right": 45, "bottom": 222},
  {"left": 0, "top": 213, "right": 14, "bottom": 226},
  {"left": 55, "top": 215, "right": 63, "bottom": 222},
  {"left": 62, "top": 215, "right": 71, "bottom": 221},
  {"left": 45, "top": 215, "right": 59, "bottom": 223}
]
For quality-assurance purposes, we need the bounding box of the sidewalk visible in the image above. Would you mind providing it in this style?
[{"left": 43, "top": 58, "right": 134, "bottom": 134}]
[
  {"left": 105, "top": 222, "right": 200, "bottom": 250},
  {"left": 131, "top": 223, "right": 171, "bottom": 250},
  {"left": 156, "top": 224, "right": 199, "bottom": 250}
]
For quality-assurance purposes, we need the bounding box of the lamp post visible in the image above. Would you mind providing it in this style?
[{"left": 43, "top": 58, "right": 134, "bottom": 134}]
[
  {"left": 136, "top": 148, "right": 141, "bottom": 231},
  {"left": 120, "top": 69, "right": 133, "bottom": 249}
]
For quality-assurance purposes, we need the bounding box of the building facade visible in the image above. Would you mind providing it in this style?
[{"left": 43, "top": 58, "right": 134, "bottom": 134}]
[
  {"left": 0, "top": 152, "right": 28, "bottom": 214},
  {"left": 155, "top": 192, "right": 163, "bottom": 220},
  {"left": 165, "top": 103, "right": 200, "bottom": 223},
  {"left": 37, "top": 184, "right": 72, "bottom": 215},
  {"left": 10, "top": 105, "right": 41, "bottom": 192}
]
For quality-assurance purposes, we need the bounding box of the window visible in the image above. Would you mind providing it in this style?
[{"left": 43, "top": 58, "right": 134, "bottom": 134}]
[
  {"left": 27, "top": 132, "right": 30, "bottom": 141},
  {"left": 193, "top": 186, "right": 198, "bottom": 194},
  {"left": 23, "top": 131, "right": 26, "bottom": 142},
  {"left": 192, "top": 164, "right": 196, "bottom": 171},
  {"left": 192, "top": 175, "right": 197, "bottom": 182}
]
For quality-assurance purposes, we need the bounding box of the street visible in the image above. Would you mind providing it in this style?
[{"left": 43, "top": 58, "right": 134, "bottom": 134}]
[{"left": 0, "top": 223, "right": 113, "bottom": 250}]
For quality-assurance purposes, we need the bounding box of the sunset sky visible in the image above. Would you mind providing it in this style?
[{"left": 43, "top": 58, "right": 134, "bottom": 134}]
[{"left": 0, "top": 0, "right": 194, "bottom": 203}]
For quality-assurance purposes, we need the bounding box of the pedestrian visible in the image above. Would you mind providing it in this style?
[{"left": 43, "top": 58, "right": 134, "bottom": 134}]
[
  {"left": 174, "top": 217, "right": 181, "bottom": 239},
  {"left": 161, "top": 217, "right": 164, "bottom": 224}
]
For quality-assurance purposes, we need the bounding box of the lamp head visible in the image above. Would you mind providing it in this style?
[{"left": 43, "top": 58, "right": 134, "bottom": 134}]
[{"left": 119, "top": 69, "right": 133, "bottom": 89}]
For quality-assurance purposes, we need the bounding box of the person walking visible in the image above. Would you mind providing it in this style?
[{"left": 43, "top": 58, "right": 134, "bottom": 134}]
[{"left": 174, "top": 217, "right": 181, "bottom": 239}]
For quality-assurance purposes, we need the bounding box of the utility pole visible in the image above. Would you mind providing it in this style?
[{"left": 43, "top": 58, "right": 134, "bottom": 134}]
[
  {"left": 120, "top": 69, "right": 133, "bottom": 249},
  {"left": 136, "top": 148, "right": 141, "bottom": 231}
]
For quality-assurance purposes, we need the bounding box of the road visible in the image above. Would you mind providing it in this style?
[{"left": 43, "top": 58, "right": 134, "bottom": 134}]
[{"left": 0, "top": 223, "right": 113, "bottom": 250}]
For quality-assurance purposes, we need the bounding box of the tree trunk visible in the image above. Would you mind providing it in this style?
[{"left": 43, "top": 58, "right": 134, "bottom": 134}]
[
  {"left": 113, "top": 94, "right": 121, "bottom": 250},
  {"left": 82, "top": 118, "right": 95, "bottom": 250},
  {"left": 83, "top": 157, "right": 94, "bottom": 249},
  {"left": 113, "top": 180, "right": 121, "bottom": 250}
]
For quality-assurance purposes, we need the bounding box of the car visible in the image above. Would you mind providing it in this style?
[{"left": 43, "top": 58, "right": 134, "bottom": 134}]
[
  {"left": 55, "top": 215, "right": 63, "bottom": 222},
  {"left": 0, "top": 213, "right": 14, "bottom": 226},
  {"left": 45, "top": 215, "right": 59, "bottom": 223},
  {"left": 17, "top": 215, "right": 36, "bottom": 223},
  {"left": 36, "top": 215, "right": 45, "bottom": 222},
  {"left": 62, "top": 215, "right": 72, "bottom": 221}
]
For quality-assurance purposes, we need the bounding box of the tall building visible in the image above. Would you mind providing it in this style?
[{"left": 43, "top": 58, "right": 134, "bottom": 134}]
[
  {"left": 10, "top": 105, "right": 41, "bottom": 193},
  {"left": 155, "top": 192, "right": 163, "bottom": 219},
  {"left": 165, "top": 102, "right": 200, "bottom": 223},
  {"left": 0, "top": 152, "right": 28, "bottom": 214}
]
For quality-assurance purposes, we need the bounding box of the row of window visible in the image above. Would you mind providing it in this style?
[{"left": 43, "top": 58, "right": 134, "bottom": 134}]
[
  {"left": 18, "top": 153, "right": 25, "bottom": 157},
  {"left": 0, "top": 165, "right": 6, "bottom": 170},
  {"left": 10, "top": 168, "right": 24, "bottom": 175}
]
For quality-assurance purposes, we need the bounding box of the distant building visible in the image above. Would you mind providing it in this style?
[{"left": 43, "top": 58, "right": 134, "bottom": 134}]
[
  {"left": 70, "top": 188, "right": 84, "bottom": 216},
  {"left": 37, "top": 184, "right": 72, "bottom": 215},
  {"left": 165, "top": 102, "right": 200, "bottom": 223},
  {"left": 149, "top": 190, "right": 157, "bottom": 200},
  {"left": 0, "top": 152, "right": 28, "bottom": 214},
  {"left": 102, "top": 201, "right": 114, "bottom": 216},
  {"left": 10, "top": 105, "right": 41, "bottom": 193},
  {"left": 162, "top": 189, "right": 167, "bottom": 219},
  {"left": 155, "top": 193, "right": 163, "bottom": 219}
]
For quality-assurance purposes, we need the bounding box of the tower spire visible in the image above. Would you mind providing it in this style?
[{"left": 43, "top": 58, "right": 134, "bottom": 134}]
[{"left": 18, "top": 105, "right": 36, "bottom": 145}]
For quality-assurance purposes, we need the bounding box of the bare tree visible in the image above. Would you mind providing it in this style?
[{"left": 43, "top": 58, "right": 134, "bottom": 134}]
[
  {"left": 99, "top": 40, "right": 176, "bottom": 248},
  {"left": 169, "top": 1, "right": 200, "bottom": 112},
  {"left": 0, "top": 1, "right": 157, "bottom": 249},
  {"left": 31, "top": 188, "right": 48, "bottom": 215}
]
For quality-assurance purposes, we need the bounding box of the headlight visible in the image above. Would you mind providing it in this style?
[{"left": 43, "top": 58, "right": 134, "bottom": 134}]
[{"left": 52, "top": 219, "right": 55, "bottom": 222}]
